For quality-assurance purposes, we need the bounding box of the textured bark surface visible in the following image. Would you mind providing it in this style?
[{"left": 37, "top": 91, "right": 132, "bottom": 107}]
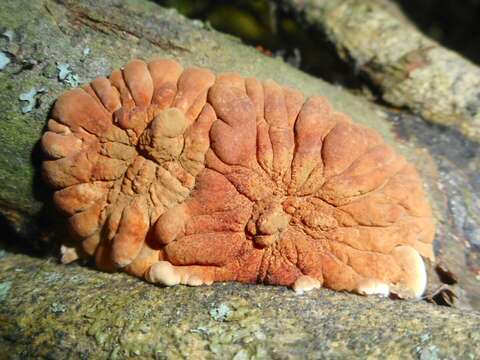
[
  {"left": 278, "top": 0, "right": 480, "bottom": 142},
  {"left": 0, "top": 252, "right": 479, "bottom": 359},
  {"left": 0, "top": 0, "right": 479, "bottom": 356}
]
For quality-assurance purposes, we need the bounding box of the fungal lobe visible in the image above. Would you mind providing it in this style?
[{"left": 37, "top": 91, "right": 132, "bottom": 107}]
[{"left": 42, "top": 58, "right": 435, "bottom": 298}]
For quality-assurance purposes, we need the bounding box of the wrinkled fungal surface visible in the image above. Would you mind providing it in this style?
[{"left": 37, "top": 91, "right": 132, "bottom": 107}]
[{"left": 41, "top": 59, "right": 435, "bottom": 298}]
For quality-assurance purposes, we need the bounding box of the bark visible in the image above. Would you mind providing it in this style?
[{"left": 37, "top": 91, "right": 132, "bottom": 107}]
[
  {"left": 277, "top": 0, "right": 480, "bottom": 142},
  {"left": 1, "top": 252, "right": 479, "bottom": 359},
  {"left": 0, "top": 0, "right": 479, "bottom": 357}
]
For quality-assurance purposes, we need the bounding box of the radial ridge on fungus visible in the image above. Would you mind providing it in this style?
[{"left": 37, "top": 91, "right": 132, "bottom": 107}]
[{"left": 41, "top": 58, "right": 435, "bottom": 298}]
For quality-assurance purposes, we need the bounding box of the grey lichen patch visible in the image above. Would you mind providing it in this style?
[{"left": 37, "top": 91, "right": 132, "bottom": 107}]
[
  {"left": 0, "top": 280, "right": 12, "bottom": 302},
  {"left": 57, "top": 63, "right": 71, "bottom": 81},
  {"left": 18, "top": 89, "right": 36, "bottom": 113},
  {"left": 56, "top": 63, "right": 80, "bottom": 87},
  {"left": 50, "top": 302, "right": 67, "bottom": 314},
  {"left": 82, "top": 47, "right": 90, "bottom": 57},
  {"left": 42, "top": 271, "right": 62, "bottom": 283},
  {"left": 209, "top": 303, "right": 232, "bottom": 321},
  {"left": 18, "top": 87, "right": 46, "bottom": 113},
  {"left": 2, "top": 30, "right": 15, "bottom": 42},
  {"left": 0, "top": 51, "right": 10, "bottom": 70},
  {"left": 418, "top": 345, "right": 440, "bottom": 360}
]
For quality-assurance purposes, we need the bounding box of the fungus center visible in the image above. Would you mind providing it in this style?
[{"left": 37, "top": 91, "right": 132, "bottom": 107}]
[
  {"left": 138, "top": 107, "right": 188, "bottom": 164},
  {"left": 247, "top": 196, "right": 291, "bottom": 248}
]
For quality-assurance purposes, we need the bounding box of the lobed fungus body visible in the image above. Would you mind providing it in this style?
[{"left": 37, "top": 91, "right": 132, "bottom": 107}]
[{"left": 41, "top": 59, "right": 435, "bottom": 298}]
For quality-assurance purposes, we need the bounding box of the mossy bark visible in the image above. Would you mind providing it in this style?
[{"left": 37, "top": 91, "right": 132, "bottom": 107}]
[
  {"left": 1, "top": 252, "right": 479, "bottom": 359},
  {"left": 0, "top": 0, "right": 479, "bottom": 357},
  {"left": 278, "top": 0, "right": 480, "bottom": 142}
]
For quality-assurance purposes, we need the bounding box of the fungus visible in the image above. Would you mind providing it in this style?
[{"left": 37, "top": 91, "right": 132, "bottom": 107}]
[{"left": 41, "top": 58, "right": 435, "bottom": 298}]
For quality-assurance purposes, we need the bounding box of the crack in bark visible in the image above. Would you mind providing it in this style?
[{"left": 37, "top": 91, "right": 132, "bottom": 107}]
[{"left": 52, "top": 0, "right": 190, "bottom": 53}]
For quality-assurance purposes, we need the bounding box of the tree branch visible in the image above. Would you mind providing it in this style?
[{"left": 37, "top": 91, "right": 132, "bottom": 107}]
[{"left": 278, "top": 0, "right": 480, "bottom": 141}]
